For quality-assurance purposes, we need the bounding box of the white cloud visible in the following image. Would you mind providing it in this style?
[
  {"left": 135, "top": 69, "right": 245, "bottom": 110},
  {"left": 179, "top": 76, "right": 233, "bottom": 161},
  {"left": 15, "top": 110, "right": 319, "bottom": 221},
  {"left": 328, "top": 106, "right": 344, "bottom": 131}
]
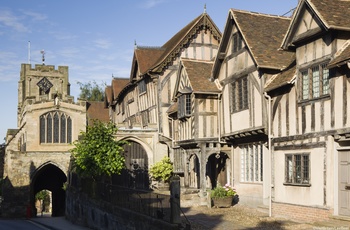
[
  {"left": 58, "top": 47, "right": 81, "bottom": 59},
  {"left": 48, "top": 31, "right": 77, "bottom": 41},
  {"left": 94, "top": 39, "right": 112, "bottom": 49},
  {"left": 141, "top": 0, "right": 166, "bottom": 9},
  {"left": 0, "top": 9, "right": 29, "bottom": 33},
  {"left": 20, "top": 10, "right": 47, "bottom": 21}
]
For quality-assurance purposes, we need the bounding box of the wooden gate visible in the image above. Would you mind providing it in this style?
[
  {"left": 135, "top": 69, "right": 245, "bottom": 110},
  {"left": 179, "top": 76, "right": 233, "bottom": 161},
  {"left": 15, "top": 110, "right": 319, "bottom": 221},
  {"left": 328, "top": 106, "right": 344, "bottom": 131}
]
[{"left": 113, "top": 141, "right": 149, "bottom": 190}]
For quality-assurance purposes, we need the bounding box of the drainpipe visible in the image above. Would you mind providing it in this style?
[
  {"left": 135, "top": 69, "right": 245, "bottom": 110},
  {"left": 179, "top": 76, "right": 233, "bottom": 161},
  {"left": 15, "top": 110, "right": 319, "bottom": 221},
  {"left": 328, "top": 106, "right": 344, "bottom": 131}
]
[{"left": 264, "top": 92, "right": 272, "bottom": 218}]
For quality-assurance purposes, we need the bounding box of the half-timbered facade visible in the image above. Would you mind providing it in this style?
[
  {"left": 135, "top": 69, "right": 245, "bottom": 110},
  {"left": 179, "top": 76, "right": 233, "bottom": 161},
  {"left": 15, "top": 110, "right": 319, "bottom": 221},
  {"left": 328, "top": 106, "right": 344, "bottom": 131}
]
[
  {"left": 211, "top": 10, "right": 294, "bottom": 207},
  {"left": 107, "top": 11, "right": 222, "bottom": 191},
  {"left": 169, "top": 58, "right": 222, "bottom": 197},
  {"left": 265, "top": 0, "right": 350, "bottom": 221}
]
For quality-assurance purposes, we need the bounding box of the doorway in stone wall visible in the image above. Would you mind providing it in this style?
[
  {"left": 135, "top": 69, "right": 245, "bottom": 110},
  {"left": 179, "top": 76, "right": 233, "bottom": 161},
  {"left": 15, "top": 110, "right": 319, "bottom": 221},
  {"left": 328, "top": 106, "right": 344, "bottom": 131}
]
[
  {"left": 339, "top": 150, "right": 350, "bottom": 216},
  {"left": 207, "top": 152, "right": 229, "bottom": 189},
  {"left": 31, "top": 163, "right": 67, "bottom": 217},
  {"left": 188, "top": 154, "right": 200, "bottom": 188}
]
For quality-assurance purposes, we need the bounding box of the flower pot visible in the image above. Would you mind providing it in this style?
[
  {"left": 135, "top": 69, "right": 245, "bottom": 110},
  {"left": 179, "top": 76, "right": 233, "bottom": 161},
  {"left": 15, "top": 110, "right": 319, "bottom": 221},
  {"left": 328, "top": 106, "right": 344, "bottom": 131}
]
[{"left": 212, "top": 196, "right": 233, "bottom": 208}]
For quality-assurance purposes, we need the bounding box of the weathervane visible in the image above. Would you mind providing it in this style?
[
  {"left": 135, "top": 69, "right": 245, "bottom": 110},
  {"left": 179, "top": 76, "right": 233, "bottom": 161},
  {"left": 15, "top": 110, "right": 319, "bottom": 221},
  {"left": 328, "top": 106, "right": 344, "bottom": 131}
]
[{"left": 41, "top": 50, "right": 45, "bottom": 65}]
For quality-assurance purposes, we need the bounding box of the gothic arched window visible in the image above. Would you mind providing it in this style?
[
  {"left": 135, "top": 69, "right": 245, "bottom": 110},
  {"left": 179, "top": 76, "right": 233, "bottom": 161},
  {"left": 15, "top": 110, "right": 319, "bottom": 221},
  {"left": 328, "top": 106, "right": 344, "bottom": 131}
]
[{"left": 40, "top": 111, "right": 72, "bottom": 144}]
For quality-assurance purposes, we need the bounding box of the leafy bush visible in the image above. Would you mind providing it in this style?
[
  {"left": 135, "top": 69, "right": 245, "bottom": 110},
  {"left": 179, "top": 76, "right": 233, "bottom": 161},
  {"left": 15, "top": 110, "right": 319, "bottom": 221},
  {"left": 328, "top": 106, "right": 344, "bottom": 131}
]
[
  {"left": 149, "top": 156, "right": 173, "bottom": 182},
  {"left": 71, "top": 120, "right": 127, "bottom": 177}
]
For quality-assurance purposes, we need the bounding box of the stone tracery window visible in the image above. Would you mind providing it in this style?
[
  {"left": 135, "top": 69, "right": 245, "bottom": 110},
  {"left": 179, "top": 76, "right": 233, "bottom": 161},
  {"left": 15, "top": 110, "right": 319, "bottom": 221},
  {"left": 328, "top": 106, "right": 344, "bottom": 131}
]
[{"left": 40, "top": 111, "right": 72, "bottom": 144}]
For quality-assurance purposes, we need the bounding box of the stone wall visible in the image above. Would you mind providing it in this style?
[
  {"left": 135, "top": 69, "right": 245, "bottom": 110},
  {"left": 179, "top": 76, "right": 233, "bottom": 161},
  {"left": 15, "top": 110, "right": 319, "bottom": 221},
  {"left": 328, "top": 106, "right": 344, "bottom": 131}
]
[{"left": 66, "top": 188, "right": 179, "bottom": 230}]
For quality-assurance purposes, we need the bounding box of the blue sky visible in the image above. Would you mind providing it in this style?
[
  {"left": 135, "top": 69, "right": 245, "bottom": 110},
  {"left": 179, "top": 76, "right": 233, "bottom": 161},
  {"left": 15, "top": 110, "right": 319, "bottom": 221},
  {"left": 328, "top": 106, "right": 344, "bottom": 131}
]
[{"left": 0, "top": 0, "right": 297, "bottom": 143}]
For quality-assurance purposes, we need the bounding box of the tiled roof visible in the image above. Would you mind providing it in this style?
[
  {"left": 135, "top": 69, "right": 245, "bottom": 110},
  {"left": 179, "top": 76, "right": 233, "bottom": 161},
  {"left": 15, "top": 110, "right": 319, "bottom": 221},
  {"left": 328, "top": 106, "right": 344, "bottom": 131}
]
[
  {"left": 86, "top": 101, "right": 109, "bottom": 125},
  {"left": 150, "top": 13, "right": 221, "bottom": 73},
  {"left": 111, "top": 78, "right": 129, "bottom": 101},
  {"left": 308, "top": 0, "right": 350, "bottom": 29},
  {"left": 134, "top": 47, "right": 165, "bottom": 75},
  {"left": 167, "top": 101, "right": 178, "bottom": 114},
  {"left": 231, "top": 9, "right": 295, "bottom": 70},
  {"left": 105, "top": 86, "right": 112, "bottom": 105},
  {"left": 265, "top": 62, "right": 296, "bottom": 92},
  {"left": 328, "top": 40, "right": 350, "bottom": 68},
  {"left": 181, "top": 59, "right": 220, "bottom": 93}
]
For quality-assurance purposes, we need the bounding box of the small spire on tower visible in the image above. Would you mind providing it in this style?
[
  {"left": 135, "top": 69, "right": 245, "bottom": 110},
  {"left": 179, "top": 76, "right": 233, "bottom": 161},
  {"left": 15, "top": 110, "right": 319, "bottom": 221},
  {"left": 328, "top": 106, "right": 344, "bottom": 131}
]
[
  {"left": 134, "top": 40, "right": 137, "bottom": 49},
  {"left": 204, "top": 4, "right": 207, "bottom": 14},
  {"left": 40, "top": 50, "right": 45, "bottom": 65}
]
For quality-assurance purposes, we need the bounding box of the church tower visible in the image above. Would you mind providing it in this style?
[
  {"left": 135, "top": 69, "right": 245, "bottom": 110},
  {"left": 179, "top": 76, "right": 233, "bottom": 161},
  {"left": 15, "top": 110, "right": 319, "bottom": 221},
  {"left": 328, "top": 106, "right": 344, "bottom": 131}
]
[{"left": 2, "top": 63, "right": 86, "bottom": 217}]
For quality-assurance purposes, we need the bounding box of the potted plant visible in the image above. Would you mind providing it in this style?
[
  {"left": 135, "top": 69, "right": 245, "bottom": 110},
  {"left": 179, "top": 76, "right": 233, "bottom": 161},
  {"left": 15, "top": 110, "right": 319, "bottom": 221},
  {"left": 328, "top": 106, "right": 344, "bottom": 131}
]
[
  {"left": 210, "top": 183, "right": 238, "bottom": 208},
  {"left": 149, "top": 156, "right": 173, "bottom": 190}
]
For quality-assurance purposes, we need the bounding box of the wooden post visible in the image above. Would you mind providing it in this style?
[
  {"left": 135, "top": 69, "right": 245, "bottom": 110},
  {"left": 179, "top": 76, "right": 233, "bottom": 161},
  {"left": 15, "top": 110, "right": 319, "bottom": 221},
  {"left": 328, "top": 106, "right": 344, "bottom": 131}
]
[{"left": 170, "top": 175, "right": 181, "bottom": 224}]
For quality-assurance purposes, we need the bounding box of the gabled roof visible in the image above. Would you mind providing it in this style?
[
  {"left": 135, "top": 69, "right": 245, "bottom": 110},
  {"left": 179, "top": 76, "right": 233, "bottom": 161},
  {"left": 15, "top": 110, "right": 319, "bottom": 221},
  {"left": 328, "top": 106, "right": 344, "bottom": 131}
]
[
  {"left": 133, "top": 46, "right": 165, "bottom": 76},
  {"left": 308, "top": 0, "right": 350, "bottom": 30},
  {"left": 150, "top": 13, "right": 221, "bottom": 73},
  {"left": 212, "top": 9, "right": 294, "bottom": 78},
  {"left": 232, "top": 9, "right": 294, "bottom": 70},
  {"left": 265, "top": 62, "right": 296, "bottom": 92},
  {"left": 111, "top": 78, "right": 129, "bottom": 101},
  {"left": 104, "top": 86, "right": 112, "bottom": 106},
  {"left": 328, "top": 40, "right": 350, "bottom": 68},
  {"left": 282, "top": 0, "right": 350, "bottom": 50},
  {"left": 181, "top": 59, "right": 220, "bottom": 93}
]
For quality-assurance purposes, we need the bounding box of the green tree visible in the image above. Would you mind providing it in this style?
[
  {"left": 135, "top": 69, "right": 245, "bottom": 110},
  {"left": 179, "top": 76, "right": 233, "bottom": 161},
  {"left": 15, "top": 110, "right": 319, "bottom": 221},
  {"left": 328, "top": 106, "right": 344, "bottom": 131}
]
[
  {"left": 77, "top": 81, "right": 105, "bottom": 101},
  {"left": 70, "top": 120, "right": 127, "bottom": 178}
]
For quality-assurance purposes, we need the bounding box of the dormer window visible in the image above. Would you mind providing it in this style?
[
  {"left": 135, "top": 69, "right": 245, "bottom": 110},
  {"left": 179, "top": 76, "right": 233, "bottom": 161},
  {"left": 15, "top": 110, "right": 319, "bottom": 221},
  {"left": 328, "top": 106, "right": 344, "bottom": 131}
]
[
  {"left": 178, "top": 87, "right": 192, "bottom": 119},
  {"left": 179, "top": 94, "right": 191, "bottom": 119}
]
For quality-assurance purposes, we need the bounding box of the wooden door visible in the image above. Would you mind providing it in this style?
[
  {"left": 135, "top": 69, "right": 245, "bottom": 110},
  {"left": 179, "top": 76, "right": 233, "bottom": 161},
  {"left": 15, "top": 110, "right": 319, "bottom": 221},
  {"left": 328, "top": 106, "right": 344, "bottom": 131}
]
[{"left": 339, "top": 151, "right": 350, "bottom": 216}]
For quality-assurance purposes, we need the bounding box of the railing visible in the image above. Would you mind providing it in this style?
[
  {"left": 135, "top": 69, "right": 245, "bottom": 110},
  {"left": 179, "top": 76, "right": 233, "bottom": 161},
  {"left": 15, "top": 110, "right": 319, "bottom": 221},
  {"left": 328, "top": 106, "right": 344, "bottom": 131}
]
[{"left": 77, "top": 179, "right": 172, "bottom": 223}]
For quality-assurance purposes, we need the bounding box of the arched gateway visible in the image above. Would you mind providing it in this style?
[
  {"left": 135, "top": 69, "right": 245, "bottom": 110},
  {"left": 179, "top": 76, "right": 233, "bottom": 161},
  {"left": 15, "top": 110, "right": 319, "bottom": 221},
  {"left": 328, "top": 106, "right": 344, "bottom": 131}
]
[{"left": 31, "top": 163, "right": 67, "bottom": 217}]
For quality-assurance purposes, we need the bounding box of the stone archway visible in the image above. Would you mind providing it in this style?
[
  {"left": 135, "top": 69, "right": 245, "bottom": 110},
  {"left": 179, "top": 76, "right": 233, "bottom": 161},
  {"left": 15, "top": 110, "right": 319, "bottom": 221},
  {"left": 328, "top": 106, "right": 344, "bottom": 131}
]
[
  {"left": 206, "top": 152, "right": 229, "bottom": 189},
  {"left": 31, "top": 163, "right": 67, "bottom": 217},
  {"left": 113, "top": 141, "right": 149, "bottom": 190}
]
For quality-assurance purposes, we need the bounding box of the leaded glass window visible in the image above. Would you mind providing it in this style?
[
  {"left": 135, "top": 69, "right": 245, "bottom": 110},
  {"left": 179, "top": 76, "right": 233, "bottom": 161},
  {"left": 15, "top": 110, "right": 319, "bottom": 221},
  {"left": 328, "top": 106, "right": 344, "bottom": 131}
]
[
  {"left": 60, "top": 115, "right": 66, "bottom": 143},
  {"left": 53, "top": 113, "right": 59, "bottom": 143},
  {"left": 285, "top": 153, "right": 310, "bottom": 185},
  {"left": 40, "top": 111, "right": 72, "bottom": 144},
  {"left": 230, "top": 76, "right": 248, "bottom": 113},
  {"left": 300, "top": 63, "right": 330, "bottom": 101},
  {"left": 241, "top": 144, "right": 263, "bottom": 183}
]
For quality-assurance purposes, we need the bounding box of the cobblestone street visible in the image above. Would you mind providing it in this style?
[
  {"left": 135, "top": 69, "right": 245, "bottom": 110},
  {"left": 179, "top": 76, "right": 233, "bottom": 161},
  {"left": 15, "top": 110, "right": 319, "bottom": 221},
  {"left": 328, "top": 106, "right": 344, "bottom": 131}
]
[{"left": 182, "top": 204, "right": 350, "bottom": 230}]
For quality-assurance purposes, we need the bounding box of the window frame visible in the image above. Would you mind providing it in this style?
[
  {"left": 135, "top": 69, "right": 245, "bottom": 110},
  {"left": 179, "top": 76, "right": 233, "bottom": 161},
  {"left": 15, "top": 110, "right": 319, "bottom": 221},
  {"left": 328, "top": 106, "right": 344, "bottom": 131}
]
[
  {"left": 300, "top": 62, "right": 330, "bottom": 101},
  {"left": 178, "top": 93, "right": 192, "bottom": 119},
  {"left": 230, "top": 75, "right": 249, "bottom": 113},
  {"left": 240, "top": 144, "right": 263, "bottom": 183},
  {"left": 138, "top": 79, "right": 147, "bottom": 95},
  {"left": 232, "top": 32, "right": 243, "bottom": 53},
  {"left": 284, "top": 153, "right": 310, "bottom": 186},
  {"left": 40, "top": 111, "right": 72, "bottom": 144}
]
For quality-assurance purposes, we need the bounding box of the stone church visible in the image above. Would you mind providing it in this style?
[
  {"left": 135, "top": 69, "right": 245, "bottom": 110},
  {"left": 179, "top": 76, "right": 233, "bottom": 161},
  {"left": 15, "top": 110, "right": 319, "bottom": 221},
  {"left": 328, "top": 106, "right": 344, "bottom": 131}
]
[{"left": 1, "top": 63, "right": 86, "bottom": 217}]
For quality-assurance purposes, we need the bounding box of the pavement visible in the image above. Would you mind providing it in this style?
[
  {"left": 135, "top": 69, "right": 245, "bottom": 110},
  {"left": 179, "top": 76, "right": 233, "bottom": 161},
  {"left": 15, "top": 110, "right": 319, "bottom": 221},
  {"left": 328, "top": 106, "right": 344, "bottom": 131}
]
[
  {"left": 29, "top": 213, "right": 90, "bottom": 230},
  {"left": 28, "top": 208, "right": 350, "bottom": 230}
]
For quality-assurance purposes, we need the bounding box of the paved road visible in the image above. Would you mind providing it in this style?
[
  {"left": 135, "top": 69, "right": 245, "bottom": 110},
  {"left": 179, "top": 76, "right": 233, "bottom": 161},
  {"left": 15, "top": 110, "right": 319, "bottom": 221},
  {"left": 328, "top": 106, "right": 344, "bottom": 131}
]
[{"left": 0, "top": 219, "right": 50, "bottom": 230}]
